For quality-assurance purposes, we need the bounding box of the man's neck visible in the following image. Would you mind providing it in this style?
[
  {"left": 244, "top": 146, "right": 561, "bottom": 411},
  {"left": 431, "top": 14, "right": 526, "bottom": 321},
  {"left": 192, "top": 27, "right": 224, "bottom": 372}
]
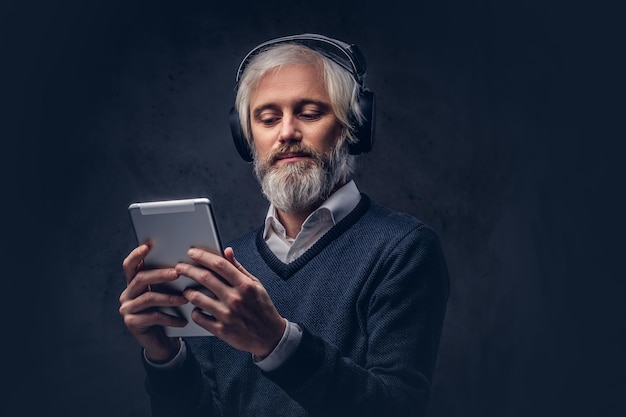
[{"left": 275, "top": 209, "right": 313, "bottom": 239}]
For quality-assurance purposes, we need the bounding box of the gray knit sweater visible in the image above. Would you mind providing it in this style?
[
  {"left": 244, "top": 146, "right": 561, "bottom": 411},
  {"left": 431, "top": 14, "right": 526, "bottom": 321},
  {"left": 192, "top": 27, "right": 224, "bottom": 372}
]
[{"left": 144, "top": 195, "right": 449, "bottom": 417}]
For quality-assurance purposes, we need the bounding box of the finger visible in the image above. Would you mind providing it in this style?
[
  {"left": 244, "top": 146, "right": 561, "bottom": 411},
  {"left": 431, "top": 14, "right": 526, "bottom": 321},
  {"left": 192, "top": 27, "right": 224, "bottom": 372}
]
[
  {"left": 175, "top": 262, "right": 231, "bottom": 300},
  {"left": 189, "top": 308, "right": 222, "bottom": 334},
  {"left": 124, "top": 268, "right": 179, "bottom": 300},
  {"left": 123, "top": 309, "right": 188, "bottom": 332},
  {"left": 187, "top": 248, "right": 245, "bottom": 287},
  {"left": 120, "top": 289, "right": 188, "bottom": 315},
  {"left": 122, "top": 244, "right": 150, "bottom": 283},
  {"left": 183, "top": 288, "right": 227, "bottom": 318},
  {"left": 223, "top": 247, "right": 258, "bottom": 282}
]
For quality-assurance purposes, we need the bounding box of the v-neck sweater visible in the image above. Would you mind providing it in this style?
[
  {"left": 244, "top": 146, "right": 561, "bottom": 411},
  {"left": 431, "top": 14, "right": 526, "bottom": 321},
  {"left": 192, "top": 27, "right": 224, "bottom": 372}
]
[{"left": 144, "top": 194, "right": 449, "bottom": 417}]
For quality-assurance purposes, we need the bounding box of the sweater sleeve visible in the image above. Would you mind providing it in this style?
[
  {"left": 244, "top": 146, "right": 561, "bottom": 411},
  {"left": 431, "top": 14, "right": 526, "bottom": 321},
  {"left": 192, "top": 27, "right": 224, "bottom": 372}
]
[{"left": 263, "top": 225, "right": 450, "bottom": 417}]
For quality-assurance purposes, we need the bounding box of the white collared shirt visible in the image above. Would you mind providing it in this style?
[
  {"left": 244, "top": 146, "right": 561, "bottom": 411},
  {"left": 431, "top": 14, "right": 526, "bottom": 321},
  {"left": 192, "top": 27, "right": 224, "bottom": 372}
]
[{"left": 263, "top": 180, "right": 361, "bottom": 263}]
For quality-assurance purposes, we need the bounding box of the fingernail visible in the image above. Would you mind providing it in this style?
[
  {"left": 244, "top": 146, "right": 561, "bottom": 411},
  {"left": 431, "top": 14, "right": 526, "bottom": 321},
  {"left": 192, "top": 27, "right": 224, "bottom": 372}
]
[{"left": 188, "top": 248, "right": 197, "bottom": 257}]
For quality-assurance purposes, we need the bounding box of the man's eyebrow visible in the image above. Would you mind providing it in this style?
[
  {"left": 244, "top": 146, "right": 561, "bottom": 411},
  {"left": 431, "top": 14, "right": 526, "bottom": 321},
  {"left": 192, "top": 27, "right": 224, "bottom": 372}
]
[{"left": 252, "top": 99, "right": 331, "bottom": 117}]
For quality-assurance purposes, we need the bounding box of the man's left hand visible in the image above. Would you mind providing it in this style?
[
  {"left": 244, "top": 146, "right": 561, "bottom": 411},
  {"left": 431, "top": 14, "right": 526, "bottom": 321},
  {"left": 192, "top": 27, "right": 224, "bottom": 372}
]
[{"left": 175, "top": 247, "right": 286, "bottom": 358}]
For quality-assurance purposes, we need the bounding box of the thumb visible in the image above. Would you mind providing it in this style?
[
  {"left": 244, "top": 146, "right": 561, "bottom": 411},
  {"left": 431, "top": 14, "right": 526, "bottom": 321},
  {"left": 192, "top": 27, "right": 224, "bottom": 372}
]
[{"left": 223, "top": 247, "right": 258, "bottom": 282}]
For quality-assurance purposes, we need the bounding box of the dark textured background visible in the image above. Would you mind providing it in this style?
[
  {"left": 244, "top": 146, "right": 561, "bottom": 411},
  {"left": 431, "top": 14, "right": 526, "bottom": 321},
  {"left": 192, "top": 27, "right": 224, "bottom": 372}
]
[{"left": 4, "top": 0, "right": 624, "bottom": 416}]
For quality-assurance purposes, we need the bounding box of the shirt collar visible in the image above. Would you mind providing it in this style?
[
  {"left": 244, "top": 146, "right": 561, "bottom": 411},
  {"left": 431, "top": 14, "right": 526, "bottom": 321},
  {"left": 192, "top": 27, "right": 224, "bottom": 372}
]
[{"left": 263, "top": 180, "right": 360, "bottom": 240}]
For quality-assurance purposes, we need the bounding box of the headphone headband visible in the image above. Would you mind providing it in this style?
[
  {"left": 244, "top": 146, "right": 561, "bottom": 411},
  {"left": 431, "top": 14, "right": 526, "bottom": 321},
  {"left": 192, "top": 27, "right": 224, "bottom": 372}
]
[{"left": 235, "top": 33, "right": 368, "bottom": 85}]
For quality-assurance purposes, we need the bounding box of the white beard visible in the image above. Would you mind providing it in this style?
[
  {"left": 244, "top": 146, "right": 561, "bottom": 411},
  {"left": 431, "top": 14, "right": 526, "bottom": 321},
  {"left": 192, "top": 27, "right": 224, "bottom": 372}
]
[{"left": 253, "top": 143, "right": 354, "bottom": 213}]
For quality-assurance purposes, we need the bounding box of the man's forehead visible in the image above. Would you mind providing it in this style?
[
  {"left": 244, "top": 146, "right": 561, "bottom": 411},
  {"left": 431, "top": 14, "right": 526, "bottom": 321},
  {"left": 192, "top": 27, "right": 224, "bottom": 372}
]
[{"left": 251, "top": 64, "right": 330, "bottom": 106}]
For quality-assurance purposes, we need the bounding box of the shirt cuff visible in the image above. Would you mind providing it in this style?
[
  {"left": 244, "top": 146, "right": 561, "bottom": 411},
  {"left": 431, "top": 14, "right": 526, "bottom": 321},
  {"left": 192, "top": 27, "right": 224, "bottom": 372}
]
[
  {"left": 254, "top": 319, "right": 303, "bottom": 372},
  {"left": 143, "top": 338, "right": 187, "bottom": 369}
]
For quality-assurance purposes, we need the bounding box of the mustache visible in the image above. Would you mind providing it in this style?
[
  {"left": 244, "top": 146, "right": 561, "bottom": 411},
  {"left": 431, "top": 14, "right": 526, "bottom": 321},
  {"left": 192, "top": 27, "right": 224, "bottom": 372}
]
[{"left": 267, "top": 144, "right": 322, "bottom": 164}]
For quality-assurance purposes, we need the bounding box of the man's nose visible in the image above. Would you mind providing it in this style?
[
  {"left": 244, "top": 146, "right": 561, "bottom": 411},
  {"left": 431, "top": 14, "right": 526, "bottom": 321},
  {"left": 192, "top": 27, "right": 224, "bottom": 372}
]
[{"left": 278, "top": 114, "right": 302, "bottom": 144}]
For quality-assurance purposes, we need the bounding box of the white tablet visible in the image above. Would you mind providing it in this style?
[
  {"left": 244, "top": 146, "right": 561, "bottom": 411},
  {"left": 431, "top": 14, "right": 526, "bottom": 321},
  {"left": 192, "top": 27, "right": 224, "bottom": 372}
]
[{"left": 128, "top": 197, "right": 223, "bottom": 337}]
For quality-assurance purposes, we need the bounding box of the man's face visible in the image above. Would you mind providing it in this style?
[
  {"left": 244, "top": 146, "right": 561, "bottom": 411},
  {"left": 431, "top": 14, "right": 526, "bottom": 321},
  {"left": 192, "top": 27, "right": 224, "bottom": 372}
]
[
  {"left": 248, "top": 63, "right": 350, "bottom": 213},
  {"left": 249, "top": 63, "right": 343, "bottom": 166}
]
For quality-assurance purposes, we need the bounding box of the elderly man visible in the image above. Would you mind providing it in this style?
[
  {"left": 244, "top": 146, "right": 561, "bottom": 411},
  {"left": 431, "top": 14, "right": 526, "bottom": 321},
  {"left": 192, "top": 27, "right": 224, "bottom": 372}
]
[{"left": 120, "top": 33, "right": 449, "bottom": 417}]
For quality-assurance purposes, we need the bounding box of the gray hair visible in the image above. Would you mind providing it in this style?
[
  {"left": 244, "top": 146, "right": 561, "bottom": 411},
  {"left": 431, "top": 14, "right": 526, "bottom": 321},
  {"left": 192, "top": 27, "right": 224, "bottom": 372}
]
[{"left": 234, "top": 43, "right": 364, "bottom": 151}]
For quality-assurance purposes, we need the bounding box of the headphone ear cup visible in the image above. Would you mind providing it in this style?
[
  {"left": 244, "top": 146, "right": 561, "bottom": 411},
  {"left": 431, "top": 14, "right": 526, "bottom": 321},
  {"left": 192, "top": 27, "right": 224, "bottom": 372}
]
[
  {"left": 229, "top": 107, "right": 253, "bottom": 162},
  {"left": 348, "top": 89, "right": 376, "bottom": 155}
]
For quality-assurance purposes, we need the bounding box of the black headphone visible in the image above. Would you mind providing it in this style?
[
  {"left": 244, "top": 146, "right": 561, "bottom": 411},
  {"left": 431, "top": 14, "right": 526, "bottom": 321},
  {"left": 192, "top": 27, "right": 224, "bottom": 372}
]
[{"left": 229, "top": 33, "right": 376, "bottom": 162}]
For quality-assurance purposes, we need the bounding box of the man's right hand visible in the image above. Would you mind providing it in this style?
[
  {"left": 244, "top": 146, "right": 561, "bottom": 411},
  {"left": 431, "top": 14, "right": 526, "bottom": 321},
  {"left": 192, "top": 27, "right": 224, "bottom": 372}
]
[{"left": 119, "top": 244, "right": 188, "bottom": 363}]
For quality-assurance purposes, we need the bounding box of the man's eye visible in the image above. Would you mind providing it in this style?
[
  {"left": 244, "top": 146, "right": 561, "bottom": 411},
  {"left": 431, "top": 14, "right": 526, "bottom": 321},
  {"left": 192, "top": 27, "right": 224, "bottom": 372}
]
[
  {"left": 260, "top": 117, "right": 278, "bottom": 125},
  {"left": 300, "top": 113, "right": 321, "bottom": 121}
]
